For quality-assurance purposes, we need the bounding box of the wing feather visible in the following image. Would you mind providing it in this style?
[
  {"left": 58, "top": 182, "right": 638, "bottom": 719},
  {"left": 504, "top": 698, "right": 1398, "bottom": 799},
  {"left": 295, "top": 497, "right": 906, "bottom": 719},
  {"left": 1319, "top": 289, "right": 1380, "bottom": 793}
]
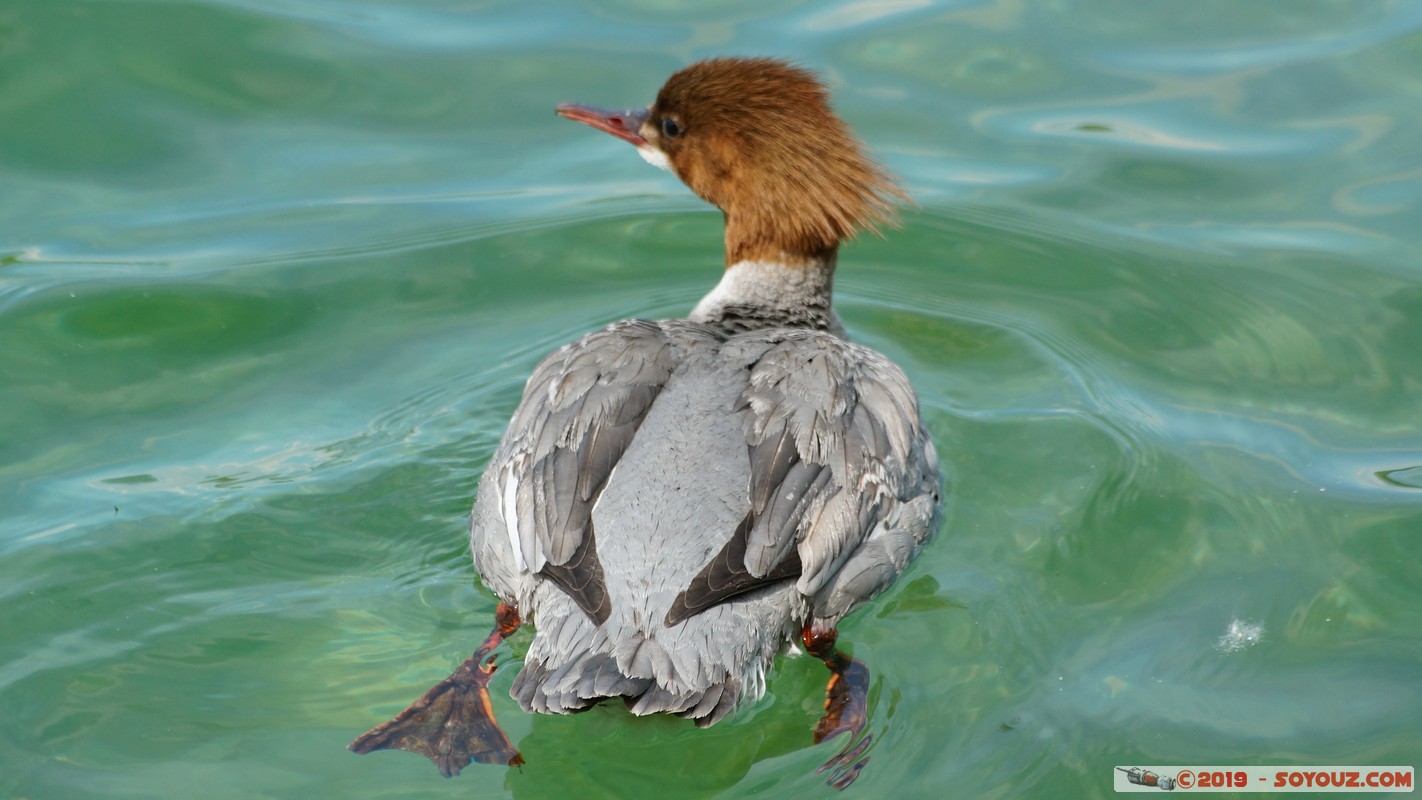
[
  {"left": 668, "top": 331, "right": 940, "bottom": 626},
  {"left": 491, "top": 320, "right": 684, "bottom": 623}
]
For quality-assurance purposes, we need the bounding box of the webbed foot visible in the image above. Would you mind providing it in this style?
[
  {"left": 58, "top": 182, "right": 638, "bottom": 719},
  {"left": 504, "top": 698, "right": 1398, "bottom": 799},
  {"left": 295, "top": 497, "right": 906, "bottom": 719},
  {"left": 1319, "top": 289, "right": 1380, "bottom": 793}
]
[
  {"left": 350, "top": 603, "right": 523, "bottom": 776},
  {"left": 803, "top": 625, "right": 874, "bottom": 789}
]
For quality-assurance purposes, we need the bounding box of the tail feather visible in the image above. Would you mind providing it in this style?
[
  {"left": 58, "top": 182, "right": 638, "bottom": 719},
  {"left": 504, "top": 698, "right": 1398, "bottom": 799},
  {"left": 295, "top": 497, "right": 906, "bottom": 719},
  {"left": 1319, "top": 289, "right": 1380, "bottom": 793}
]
[
  {"left": 513, "top": 654, "right": 652, "bottom": 715},
  {"left": 507, "top": 583, "right": 792, "bottom": 725},
  {"left": 511, "top": 640, "right": 746, "bottom": 725},
  {"left": 681, "top": 679, "right": 741, "bottom": 727}
]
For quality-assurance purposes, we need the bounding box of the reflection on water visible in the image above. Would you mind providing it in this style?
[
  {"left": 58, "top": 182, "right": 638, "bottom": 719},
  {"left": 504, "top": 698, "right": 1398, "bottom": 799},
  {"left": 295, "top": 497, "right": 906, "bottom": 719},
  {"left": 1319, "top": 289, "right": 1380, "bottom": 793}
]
[{"left": 2, "top": 1, "right": 1421, "bottom": 798}]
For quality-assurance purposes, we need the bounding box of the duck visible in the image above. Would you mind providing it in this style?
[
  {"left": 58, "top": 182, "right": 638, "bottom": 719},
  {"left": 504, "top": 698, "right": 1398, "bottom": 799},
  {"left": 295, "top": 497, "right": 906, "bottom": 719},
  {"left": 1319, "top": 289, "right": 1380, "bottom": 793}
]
[{"left": 351, "top": 57, "right": 941, "bottom": 789}]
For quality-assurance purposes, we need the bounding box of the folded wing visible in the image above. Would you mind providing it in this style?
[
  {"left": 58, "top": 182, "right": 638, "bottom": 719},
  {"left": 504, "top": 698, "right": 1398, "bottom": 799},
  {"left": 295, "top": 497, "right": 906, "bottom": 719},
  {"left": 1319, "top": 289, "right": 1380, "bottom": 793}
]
[{"left": 666, "top": 331, "right": 940, "bottom": 626}]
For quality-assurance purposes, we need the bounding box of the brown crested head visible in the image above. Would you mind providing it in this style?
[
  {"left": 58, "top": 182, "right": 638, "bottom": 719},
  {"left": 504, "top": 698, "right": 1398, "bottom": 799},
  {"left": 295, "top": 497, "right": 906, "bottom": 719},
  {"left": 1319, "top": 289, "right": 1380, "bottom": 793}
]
[{"left": 558, "top": 57, "right": 906, "bottom": 266}]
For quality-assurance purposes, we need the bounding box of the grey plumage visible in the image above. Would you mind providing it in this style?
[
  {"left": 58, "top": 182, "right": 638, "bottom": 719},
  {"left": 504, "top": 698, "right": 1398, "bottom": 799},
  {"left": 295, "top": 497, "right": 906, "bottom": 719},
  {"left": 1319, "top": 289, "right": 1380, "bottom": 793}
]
[{"left": 470, "top": 317, "right": 940, "bottom": 724}]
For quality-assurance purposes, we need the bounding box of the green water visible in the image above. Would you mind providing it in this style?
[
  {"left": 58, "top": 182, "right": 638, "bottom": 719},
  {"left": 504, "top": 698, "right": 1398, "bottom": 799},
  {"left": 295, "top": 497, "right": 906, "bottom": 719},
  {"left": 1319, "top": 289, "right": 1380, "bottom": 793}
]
[{"left": 3, "top": 1, "right": 1420, "bottom": 798}]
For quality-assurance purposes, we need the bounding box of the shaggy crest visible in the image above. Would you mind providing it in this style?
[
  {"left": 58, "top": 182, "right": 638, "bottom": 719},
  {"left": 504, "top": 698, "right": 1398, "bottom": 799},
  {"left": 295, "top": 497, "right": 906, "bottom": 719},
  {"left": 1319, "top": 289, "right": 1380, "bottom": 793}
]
[{"left": 644, "top": 58, "right": 908, "bottom": 265}]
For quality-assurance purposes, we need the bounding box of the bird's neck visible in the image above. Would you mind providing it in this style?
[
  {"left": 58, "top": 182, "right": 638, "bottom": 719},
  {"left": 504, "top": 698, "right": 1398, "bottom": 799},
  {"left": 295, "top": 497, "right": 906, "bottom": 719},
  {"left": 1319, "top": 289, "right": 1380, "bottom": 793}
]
[{"left": 688, "top": 248, "right": 843, "bottom": 337}]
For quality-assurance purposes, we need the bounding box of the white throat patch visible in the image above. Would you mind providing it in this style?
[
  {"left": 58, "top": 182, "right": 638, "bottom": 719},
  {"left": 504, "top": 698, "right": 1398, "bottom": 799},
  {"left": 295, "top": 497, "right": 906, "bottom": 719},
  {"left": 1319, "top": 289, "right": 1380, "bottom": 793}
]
[{"left": 637, "top": 145, "right": 672, "bottom": 172}]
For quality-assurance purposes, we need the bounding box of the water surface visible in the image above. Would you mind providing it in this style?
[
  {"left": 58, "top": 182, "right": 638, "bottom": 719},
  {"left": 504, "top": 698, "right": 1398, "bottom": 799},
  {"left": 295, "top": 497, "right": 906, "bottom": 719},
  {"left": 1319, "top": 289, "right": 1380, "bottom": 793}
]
[{"left": 3, "top": 1, "right": 1421, "bottom": 798}]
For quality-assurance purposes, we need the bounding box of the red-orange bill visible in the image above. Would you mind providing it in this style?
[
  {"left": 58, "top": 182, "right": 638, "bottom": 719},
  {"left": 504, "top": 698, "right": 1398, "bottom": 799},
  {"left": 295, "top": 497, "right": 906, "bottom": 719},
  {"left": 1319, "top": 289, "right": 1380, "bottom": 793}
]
[{"left": 555, "top": 103, "right": 649, "bottom": 146}]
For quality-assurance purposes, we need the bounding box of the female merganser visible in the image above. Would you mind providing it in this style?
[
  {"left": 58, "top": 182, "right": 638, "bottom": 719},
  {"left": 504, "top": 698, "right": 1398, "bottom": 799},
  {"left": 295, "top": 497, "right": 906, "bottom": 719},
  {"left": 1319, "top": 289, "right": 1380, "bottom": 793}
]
[{"left": 352, "top": 57, "right": 941, "bottom": 788}]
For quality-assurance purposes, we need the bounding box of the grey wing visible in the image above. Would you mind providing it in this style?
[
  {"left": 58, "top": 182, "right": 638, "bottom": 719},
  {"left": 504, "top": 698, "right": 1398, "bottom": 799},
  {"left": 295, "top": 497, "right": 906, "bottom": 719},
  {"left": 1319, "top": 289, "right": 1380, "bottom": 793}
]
[
  {"left": 492, "top": 319, "right": 681, "bottom": 625},
  {"left": 666, "top": 332, "right": 941, "bottom": 627}
]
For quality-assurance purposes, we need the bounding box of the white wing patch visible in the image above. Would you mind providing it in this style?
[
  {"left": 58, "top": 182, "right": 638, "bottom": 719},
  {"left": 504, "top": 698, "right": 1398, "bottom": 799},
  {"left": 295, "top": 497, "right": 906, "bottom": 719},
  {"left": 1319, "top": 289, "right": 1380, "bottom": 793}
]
[{"left": 502, "top": 471, "right": 529, "bottom": 573}]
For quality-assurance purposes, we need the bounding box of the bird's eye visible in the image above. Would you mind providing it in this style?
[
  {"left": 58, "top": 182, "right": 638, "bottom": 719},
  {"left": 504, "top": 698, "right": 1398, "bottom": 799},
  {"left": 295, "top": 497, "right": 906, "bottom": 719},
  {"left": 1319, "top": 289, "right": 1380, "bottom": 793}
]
[{"left": 661, "top": 117, "right": 682, "bottom": 139}]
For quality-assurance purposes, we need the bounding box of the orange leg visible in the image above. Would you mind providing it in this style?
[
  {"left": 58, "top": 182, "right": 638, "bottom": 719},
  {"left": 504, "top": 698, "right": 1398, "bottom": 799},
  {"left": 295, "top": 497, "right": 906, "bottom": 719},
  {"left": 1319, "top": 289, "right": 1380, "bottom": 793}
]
[
  {"left": 802, "top": 625, "right": 873, "bottom": 790},
  {"left": 350, "top": 603, "right": 524, "bottom": 776}
]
